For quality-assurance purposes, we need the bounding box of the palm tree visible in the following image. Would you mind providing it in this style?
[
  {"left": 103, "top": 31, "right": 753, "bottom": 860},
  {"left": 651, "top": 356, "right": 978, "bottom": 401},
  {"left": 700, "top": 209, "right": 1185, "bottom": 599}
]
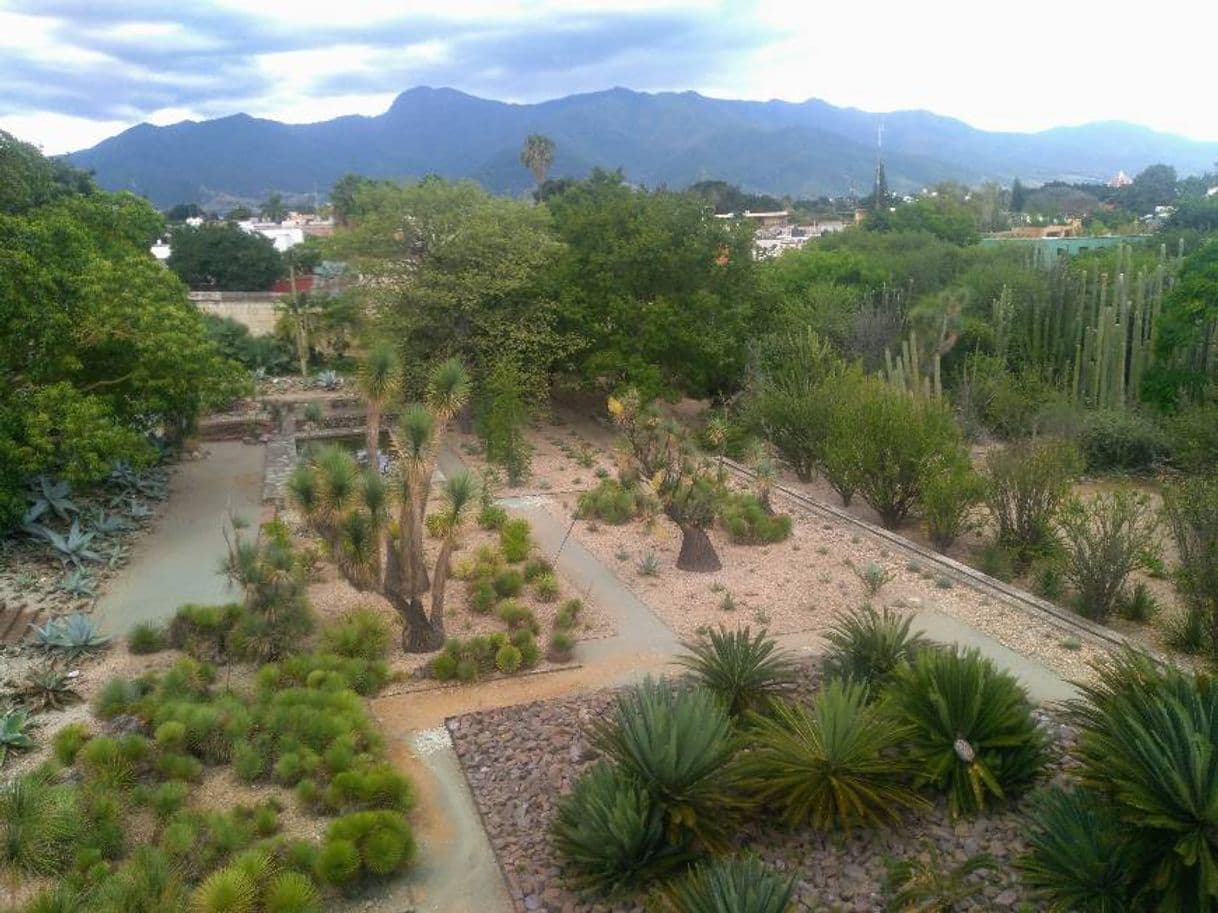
[
  {"left": 357, "top": 342, "right": 400, "bottom": 473},
  {"left": 260, "top": 192, "right": 288, "bottom": 222},
  {"left": 520, "top": 134, "right": 555, "bottom": 189}
]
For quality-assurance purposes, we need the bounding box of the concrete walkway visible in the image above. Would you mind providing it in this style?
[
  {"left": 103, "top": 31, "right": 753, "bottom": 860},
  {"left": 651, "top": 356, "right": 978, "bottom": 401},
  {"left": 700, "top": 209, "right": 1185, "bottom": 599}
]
[{"left": 95, "top": 442, "right": 265, "bottom": 635}]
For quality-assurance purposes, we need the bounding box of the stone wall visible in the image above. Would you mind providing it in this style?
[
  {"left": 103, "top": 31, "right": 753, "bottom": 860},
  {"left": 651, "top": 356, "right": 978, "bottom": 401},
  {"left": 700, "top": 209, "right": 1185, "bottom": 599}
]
[{"left": 189, "top": 291, "right": 282, "bottom": 336}]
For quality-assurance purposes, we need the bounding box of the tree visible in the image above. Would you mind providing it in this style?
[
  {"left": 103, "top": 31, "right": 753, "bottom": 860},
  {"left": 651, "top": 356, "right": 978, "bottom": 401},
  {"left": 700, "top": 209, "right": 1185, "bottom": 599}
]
[
  {"left": 260, "top": 193, "right": 288, "bottom": 222},
  {"left": 1121, "top": 163, "right": 1177, "bottom": 214},
  {"left": 881, "top": 194, "right": 980, "bottom": 245},
  {"left": 226, "top": 206, "right": 254, "bottom": 221},
  {"left": 165, "top": 203, "right": 202, "bottom": 222},
  {"left": 275, "top": 290, "right": 320, "bottom": 377},
  {"left": 166, "top": 223, "right": 283, "bottom": 291},
  {"left": 0, "top": 130, "right": 94, "bottom": 215},
  {"left": 356, "top": 342, "right": 400, "bottom": 475},
  {"left": 477, "top": 361, "right": 533, "bottom": 485},
  {"left": 1145, "top": 239, "right": 1218, "bottom": 407},
  {"left": 1057, "top": 491, "right": 1158, "bottom": 623},
  {"left": 1010, "top": 178, "right": 1026, "bottom": 213},
  {"left": 520, "top": 134, "right": 556, "bottom": 189}
]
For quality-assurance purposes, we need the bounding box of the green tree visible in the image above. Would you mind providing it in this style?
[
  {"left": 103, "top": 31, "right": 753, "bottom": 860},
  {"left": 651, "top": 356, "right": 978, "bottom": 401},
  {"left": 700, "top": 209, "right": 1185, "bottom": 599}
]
[
  {"left": 260, "top": 192, "right": 288, "bottom": 222},
  {"left": 1121, "top": 163, "right": 1177, "bottom": 214},
  {"left": 166, "top": 223, "right": 284, "bottom": 291},
  {"left": 1011, "top": 178, "right": 1026, "bottom": 212},
  {"left": 0, "top": 130, "right": 94, "bottom": 215},
  {"left": 226, "top": 205, "right": 254, "bottom": 221},
  {"left": 520, "top": 134, "right": 556, "bottom": 190},
  {"left": 165, "top": 203, "right": 202, "bottom": 222},
  {"left": 1145, "top": 239, "right": 1218, "bottom": 407},
  {"left": 477, "top": 362, "right": 533, "bottom": 485},
  {"left": 881, "top": 194, "right": 980, "bottom": 245}
]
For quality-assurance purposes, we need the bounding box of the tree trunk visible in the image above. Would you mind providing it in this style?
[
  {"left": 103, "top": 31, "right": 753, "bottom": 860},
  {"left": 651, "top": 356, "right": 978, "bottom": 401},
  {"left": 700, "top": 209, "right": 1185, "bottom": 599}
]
[
  {"left": 430, "top": 538, "right": 455, "bottom": 628},
  {"left": 366, "top": 403, "right": 381, "bottom": 472},
  {"left": 676, "top": 524, "right": 722, "bottom": 572},
  {"left": 383, "top": 545, "right": 444, "bottom": 652}
]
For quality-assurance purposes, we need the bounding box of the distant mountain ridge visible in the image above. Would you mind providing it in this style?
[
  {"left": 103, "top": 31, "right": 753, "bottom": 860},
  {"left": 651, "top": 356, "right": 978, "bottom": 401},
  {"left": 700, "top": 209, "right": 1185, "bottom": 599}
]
[{"left": 65, "top": 86, "right": 1218, "bottom": 209}]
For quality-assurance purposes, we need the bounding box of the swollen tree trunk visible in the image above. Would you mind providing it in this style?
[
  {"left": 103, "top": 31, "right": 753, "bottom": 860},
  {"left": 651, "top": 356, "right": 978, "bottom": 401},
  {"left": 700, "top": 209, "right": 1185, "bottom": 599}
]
[
  {"left": 675, "top": 524, "right": 722, "bottom": 572},
  {"left": 384, "top": 542, "right": 444, "bottom": 652}
]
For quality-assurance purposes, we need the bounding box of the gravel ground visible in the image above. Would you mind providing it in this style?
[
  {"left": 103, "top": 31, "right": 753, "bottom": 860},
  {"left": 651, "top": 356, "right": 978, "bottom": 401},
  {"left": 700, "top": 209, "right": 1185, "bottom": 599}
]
[{"left": 449, "top": 668, "right": 1076, "bottom": 913}]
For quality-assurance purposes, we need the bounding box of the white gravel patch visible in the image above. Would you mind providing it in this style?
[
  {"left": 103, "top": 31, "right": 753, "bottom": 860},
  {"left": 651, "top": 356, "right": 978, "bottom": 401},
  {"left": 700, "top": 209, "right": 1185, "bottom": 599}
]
[{"left": 411, "top": 725, "right": 454, "bottom": 756}]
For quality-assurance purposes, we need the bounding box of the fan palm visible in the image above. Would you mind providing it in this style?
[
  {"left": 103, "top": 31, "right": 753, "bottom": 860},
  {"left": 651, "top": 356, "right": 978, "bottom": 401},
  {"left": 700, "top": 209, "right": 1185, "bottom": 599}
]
[{"left": 520, "top": 133, "right": 555, "bottom": 188}]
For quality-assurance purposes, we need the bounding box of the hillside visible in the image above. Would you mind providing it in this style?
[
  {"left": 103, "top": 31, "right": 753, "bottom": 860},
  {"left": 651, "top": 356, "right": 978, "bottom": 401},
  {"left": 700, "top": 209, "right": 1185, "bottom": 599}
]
[{"left": 66, "top": 86, "right": 1218, "bottom": 208}]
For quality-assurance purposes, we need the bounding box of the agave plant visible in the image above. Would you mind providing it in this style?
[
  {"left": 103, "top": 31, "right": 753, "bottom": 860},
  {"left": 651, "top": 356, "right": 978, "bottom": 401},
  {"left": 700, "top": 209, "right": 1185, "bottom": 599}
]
[
  {"left": 652, "top": 854, "right": 796, "bottom": 913},
  {"left": 0, "top": 708, "right": 35, "bottom": 766},
  {"left": 89, "top": 508, "right": 133, "bottom": 536},
  {"left": 887, "top": 647, "right": 1048, "bottom": 817},
  {"left": 107, "top": 462, "right": 168, "bottom": 499},
  {"left": 314, "top": 369, "right": 342, "bottom": 391},
  {"left": 590, "top": 678, "right": 739, "bottom": 850},
  {"left": 822, "top": 604, "right": 931, "bottom": 692},
  {"left": 882, "top": 843, "right": 995, "bottom": 912},
  {"left": 29, "top": 613, "right": 113, "bottom": 657},
  {"left": 676, "top": 626, "right": 796, "bottom": 718},
  {"left": 57, "top": 568, "right": 97, "bottom": 598},
  {"left": 25, "top": 476, "right": 79, "bottom": 523},
  {"left": 125, "top": 499, "right": 156, "bottom": 521},
  {"left": 1017, "top": 787, "right": 1133, "bottom": 913},
  {"left": 28, "top": 519, "right": 103, "bottom": 566},
  {"left": 551, "top": 761, "right": 693, "bottom": 897},
  {"left": 17, "top": 664, "right": 82, "bottom": 713},
  {"left": 733, "top": 679, "right": 927, "bottom": 830}
]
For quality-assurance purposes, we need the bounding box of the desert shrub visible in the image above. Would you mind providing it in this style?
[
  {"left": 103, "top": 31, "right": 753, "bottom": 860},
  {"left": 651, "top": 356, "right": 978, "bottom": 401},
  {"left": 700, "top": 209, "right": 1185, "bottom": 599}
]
[
  {"left": 1078, "top": 409, "right": 1168, "bottom": 473},
  {"left": 533, "top": 572, "right": 560, "bottom": 602},
  {"left": 551, "top": 761, "right": 692, "bottom": 897},
  {"left": 233, "top": 741, "right": 267, "bottom": 783},
  {"left": 975, "top": 541, "right": 1016, "bottom": 581},
  {"left": 325, "top": 763, "right": 414, "bottom": 814},
  {"left": 920, "top": 459, "right": 985, "bottom": 551},
  {"left": 157, "top": 751, "right": 204, "bottom": 783},
  {"left": 555, "top": 598, "right": 582, "bottom": 631},
  {"left": 512, "top": 629, "right": 541, "bottom": 668},
  {"left": 495, "top": 644, "right": 523, "bottom": 674},
  {"left": 888, "top": 647, "right": 1048, "bottom": 816},
  {"left": 495, "top": 599, "right": 537, "bottom": 633},
  {"left": 882, "top": 843, "right": 995, "bottom": 913},
  {"left": 734, "top": 680, "right": 926, "bottom": 830},
  {"left": 1017, "top": 786, "right": 1133, "bottom": 913},
  {"left": 822, "top": 605, "right": 930, "bottom": 692},
  {"left": 271, "top": 652, "right": 389, "bottom": 696},
  {"left": 548, "top": 631, "right": 576, "bottom": 662},
  {"left": 676, "top": 627, "right": 796, "bottom": 719},
  {"left": 717, "top": 492, "right": 793, "bottom": 545},
  {"left": 79, "top": 735, "right": 149, "bottom": 790},
  {"left": 1056, "top": 490, "right": 1158, "bottom": 623},
  {"left": 263, "top": 870, "right": 321, "bottom": 913},
  {"left": 321, "top": 608, "right": 390, "bottom": 660},
  {"left": 1115, "top": 581, "right": 1160, "bottom": 622},
  {"left": 323, "top": 810, "right": 415, "bottom": 880},
  {"left": 92, "top": 845, "right": 187, "bottom": 912},
  {"left": 0, "top": 773, "right": 82, "bottom": 876},
  {"left": 314, "top": 838, "right": 360, "bottom": 885},
  {"left": 51, "top": 722, "right": 91, "bottom": 765},
  {"left": 651, "top": 854, "right": 795, "bottom": 913},
  {"left": 477, "top": 503, "right": 508, "bottom": 530},
  {"left": 1031, "top": 559, "right": 1064, "bottom": 600},
  {"left": 167, "top": 602, "right": 243, "bottom": 661},
  {"left": 93, "top": 676, "right": 145, "bottom": 719},
  {"left": 522, "top": 557, "right": 554, "bottom": 582},
  {"left": 852, "top": 560, "right": 893, "bottom": 597},
  {"left": 984, "top": 440, "right": 1082, "bottom": 561},
  {"left": 1162, "top": 475, "right": 1218, "bottom": 655},
  {"left": 127, "top": 621, "right": 169, "bottom": 655},
  {"left": 576, "top": 479, "right": 647, "bottom": 524},
  {"left": 492, "top": 568, "right": 524, "bottom": 598},
  {"left": 191, "top": 864, "right": 255, "bottom": 913},
  {"left": 431, "top": 634, "right": 513, "bottom": 682},
  {"left": 1166, "top": 400, "right": 1218, "bottom": 473},
  {"left": 499, "top": 518, "right": 532, "bottom": 562},
  {"left": 591, "top": 678, "right": 738, "bottom": 850},
  {"left": 467, "top": 578, "right": 498, "bottom": 614},
  {"left": 155, "top": 720, "right": 187, "bottom": 750},
  {"left": 145, "top": 780, "right": 190, "bottom": 821},
  {"left": 430, "top": 653, "right": 459, "bottom": 681}
]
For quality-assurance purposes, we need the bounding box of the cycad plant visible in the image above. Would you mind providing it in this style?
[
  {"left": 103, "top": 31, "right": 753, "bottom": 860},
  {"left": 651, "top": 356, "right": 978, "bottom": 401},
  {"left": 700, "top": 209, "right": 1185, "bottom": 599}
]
[
  {"left": 590, "top": 678, "right": 739, "bottom": 850},
  {"left": 822, "top": 605, "right": 929, "bottom": 692},
  {"left": 651, "top": 854, "right": 795, "bottom": 913},
  {"left": 551, "top": 761, "right": 692, "bottom": 897},
  {"left": 887, "top": 647, "right": 1048, "bottom": 816},
  {"left": 733, "top": 679, "right": 927, "bottom": 830},
  {"left": 677, "top": 627, "right": 796, "bottom": 719},
  {"left": 882, "top": 842, "right": 995, "bottom": 912}
]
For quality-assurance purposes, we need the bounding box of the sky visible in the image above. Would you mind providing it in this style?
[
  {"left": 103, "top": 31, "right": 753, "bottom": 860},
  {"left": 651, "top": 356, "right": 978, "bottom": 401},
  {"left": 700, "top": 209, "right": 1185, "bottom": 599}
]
[{"left": 3, "top": 0, "right": 1217, "bottom": 155}]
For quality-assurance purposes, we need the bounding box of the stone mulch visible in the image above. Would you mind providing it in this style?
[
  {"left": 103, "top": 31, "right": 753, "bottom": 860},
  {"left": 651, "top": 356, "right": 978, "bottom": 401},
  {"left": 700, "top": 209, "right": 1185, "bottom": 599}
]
[{"left": 449, "top": 666, "right": 1076, "bottom": 913}]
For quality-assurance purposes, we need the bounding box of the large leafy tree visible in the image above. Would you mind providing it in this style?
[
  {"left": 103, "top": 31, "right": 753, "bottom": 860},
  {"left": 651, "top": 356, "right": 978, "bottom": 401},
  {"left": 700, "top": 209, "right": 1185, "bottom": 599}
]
[
  {"left": 1145, "top": 239, "right": 1218, "bottom": 407},
  {"left": 166, "top": 222, "right": 284, "bottom": 290},
  {"left": 547, "top": 169, "right": 762, "bottom": 399}
]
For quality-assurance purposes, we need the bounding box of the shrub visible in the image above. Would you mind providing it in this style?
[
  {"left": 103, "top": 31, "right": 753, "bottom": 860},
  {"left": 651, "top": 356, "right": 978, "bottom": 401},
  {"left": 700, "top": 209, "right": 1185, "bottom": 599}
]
[
  {"left": 79, "top": 735, "right": 148, "bottom": 790},
  {"left": 1031, "top": 559, "right": 1064, "bottom": 600},
  {"left": 495, "top": 644, "right": 523, "bottom": 674},
  {"left": 145, "top": 781, "right": 190, "bottom": 821},
  {"left": 651, "top": 854, "right": 795, "bottom": 913},
  {"left": 168, "top": 602, "right": 244, "bottom": 661},
  {"left": 93, "top": 845, "right": 187, "bottom": 911},
  {"left": 477, "top": 503, "right": 508, "bottom": 530},
  {"left": 467, "top": 578, "right": 498, "bottom": 614},
  {"left": 1161, "top": 475, "right": 1218, "bottom": 655},
  {"left": 638, "top": 550, "right": 660, "bottom": 577},
  {"left": 1017, "top": 787, "right": 1133, "bottom": 913},
  {"left": 548, "top": 631, "right": 576, "bottom": 662},
  {"left": 551, "top": 761, "right": 691, "bottom": 897},
  {"left": 127, "top": 621, "right": 168, "bottom": 655},
  {"left": 882, "top": 844, "right": 995, "bottom": 913},
  {"left": 155, "top": 720, "right": 187, "bottom": 750},
  {"left": 0, "top": 774, "right": 82, "bottom": 875},
  {"left": 920, "top": 459, "right": 985, "bottom": 552},
  {"left": 326, "top": 763, "right": 414, "bottom": 813},
  {"left": 431, "top": 653, "right": 459, "bottom": 681},
  {"left": 591, "top": 678, "right": 738, "bottom": 850},
  {"left": 51, "top": 722, "right": 91, "bottom": 766},
  {"left": 263, "top": 870, "right": 321, "bottom": 913},
  {"left": 676, "top": 627, "right": 796, "bottom": 719},
  {"left": 576, "top": 479, "right": 646, "bottom": 524},
  {"left": 1056, "top": 491, "right": 1158, "bottom": 623},
  {"left": 822, "top": 605, "right": 930, "bottom": 692},
  {"left": 975, "top": 541, "right": 1016, "bottom": 581},
  {"left": 888, "top": 647, "right": 1048, "bottom": 816},
  {"left": 718, "top": 493, "right": 793, "bottom": 545},
  {"left": 533, "top": 572, "right": 560, "bottom": 602},
  {"left": 233, "top": 742, "right": 266, "bottom": 783},
  {"left": 734, "top": 680, "right": 926, "bottom": 830},
  {"left": 158, "top": 751, "right": 204, "bottom": 783},
  {"left": 853, "top": 560, "right": 893, "bottom": 597},
  {"left": 499, "top": 518, "right": 532, "bottom": 562},
  {"left": 496, "top": 599, "right": 537, "bottom": 632},
  {"left": 984, "top": 440, "right": 1082, "bottom": 561},
  {"left": 324, "top": 810, "right": 415, "bottom": 879},
  {"left": 492, "top": 568, "right": 524, "bottom": 598},
  {"left": 512, "top": 629, "right": 541, "bottom": 668},
  {"left": 321, "top": 608, "right": 390, "bottom": 660},
  {"left": 523, "top": 557, "right": 554, "bottom": 582},
  {"left": 555, "top": 598, "right": 582, "bottom": 631},
  {"left": 274, "top": 653, "right": 389, "bottom": 696},
  {"left": 93, "top": 676, "right": 144, "bottom": 719},
  {"left": 1078, "top": 409, "right": 1168, "bottom": 473},
  {"left": 1166, "top": 400, "right": 1218, "bottom": 474},
  {"left": 190, "top": 863, "right": 256, "bottom": 913}
]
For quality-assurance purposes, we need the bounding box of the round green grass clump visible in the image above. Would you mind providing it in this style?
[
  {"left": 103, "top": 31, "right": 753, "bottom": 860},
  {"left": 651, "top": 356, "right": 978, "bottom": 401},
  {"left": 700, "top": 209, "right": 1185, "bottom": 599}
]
[
  {"left": 127, "top": 621, "right": 169, "bottom": 655},
  {"left": 548, "top": 631, "right": 576, "bottom": 662},
  {"left": 467, "top": 579, "right": 498, "bottom": 614},
  {"left": 495, "top": 644, "right": 523, "bottom": 674},
  {"left": 492, "top": 569, "right": 524, "bottom": 598},
  {"left": 431, "top": 652, "right": 459, "bottom": 681},
  {"left": 496, "top": 599, "right": 537, "bottom": 632},
  {"left": 190, "top": 864, "right": 255, "bottom": 913},
  {"left": 263, "top": 870, "right": 321, "bottom": 913},
  {"left": 319, "top": 811, "right": 415, "bottom": 882},
  {"left": 499, "top": 518, "right": 532, "bottom": 562},
  {"left": 522, "top": 557, "right": 554, "bottom": 582},
  {"left": 533, "top": 572, "right": 560, "bottom": 602},
  {"left": 321, "top": 607, "right": 391, "bottom": 660},
  {"left": 51, "top": 722, "right": 91, "bottom": 766}
]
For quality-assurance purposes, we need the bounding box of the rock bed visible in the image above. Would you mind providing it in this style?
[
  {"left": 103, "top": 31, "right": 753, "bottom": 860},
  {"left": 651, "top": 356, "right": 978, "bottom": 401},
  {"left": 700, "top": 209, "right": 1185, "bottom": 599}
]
[{"left": 449, "top": 669, "right": 1076, "bottom": 913}]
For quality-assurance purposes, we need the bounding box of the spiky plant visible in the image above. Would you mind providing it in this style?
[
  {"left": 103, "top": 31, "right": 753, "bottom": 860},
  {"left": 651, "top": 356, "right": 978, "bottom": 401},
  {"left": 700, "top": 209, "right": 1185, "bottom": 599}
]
[
  {"left": 356, "top": 341, "right": 401, "bottom": 474},
  {"left": 27, "top": 519, "right": 102, "bottom": 566},
  {"left": 887, "top": 647, "right": 1048, "bottom": 817},
  {"left": 651, "top": 854, "right": 795, "bottom": 913},
  {"left": 822, "top": 604, "right": 930, "bottom": 692},
  {"left": 28, "top": 613, "right": 112, "bottom": 658},
  {"left": 882, "top": 843, "right": 995, "bottom": 912},
  {"left": 263, "top": 870, "right": 321, "bottom": 913},
  {"left": 190, "top": 864, "right": 256, "bottom": 913},
  {"left": 1017, "top": 787, "right": 1133, "bottom": 913},
  {"left": 0, "top": 708, "right": 35, "bottom": 767},
  {"left": 0, "top": 773, "right": 81, "bottom": 875},
  {"left": 676, "top": 626, "right": 796, "bottom": 718},
  {"left": 17, "top": 664, "right": 81, "bottom": 712},
  {"left": 733, "top": 680, "right": 927, "bottom": 830},
  {"left": 590, "top": 678, "right": 739, "bottom": 850},
  {"left": 93, "top": 845, "right": 187, "bottom": 912},
  {"left": 551, "top": 761, "right": 692, "bottom": 897},
  {"left": 25, "top": 476, "right": 78, "bottom": 523},
  {"left": 286, "top": 464, "right": 320, "bottom": 518}
]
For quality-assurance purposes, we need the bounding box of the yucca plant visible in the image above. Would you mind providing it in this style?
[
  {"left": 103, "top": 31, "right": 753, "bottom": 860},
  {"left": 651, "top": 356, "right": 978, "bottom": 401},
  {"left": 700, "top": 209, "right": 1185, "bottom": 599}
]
[
  {"left": 591, "top": 678, "right": 739, "bottom": 850},
  {"left": 551, "top": 761, "right": 693, "bottom": 897},
  {"left": 0, "top": 708, "right": 35, "bottom": 766},
  {"left": 733, "top": 680, "right": 927, "bottom": 830},
  {"left": 887, "top": 647, "right": 1048, "bottom": 817},
  {"left": 1017, "top": 787, "right": 1133, "bottom": 913},
  {"left": 677, "top": 626, "right": 796, "bottom": 718},
  {"left": 357, "top": 341, "right": 401, "bottom": 475},
  {"left": 882, "top": 843, "right": 995, "bottom": 912},
  {"left": 1068, "top": 649, "right": 1218, "bottom": 912},
  {"left": 651, "top": 854, "right": 795, "bottom": 913},
  {"left": 822, "top": 604, "right": 930, "bottom": 692}
]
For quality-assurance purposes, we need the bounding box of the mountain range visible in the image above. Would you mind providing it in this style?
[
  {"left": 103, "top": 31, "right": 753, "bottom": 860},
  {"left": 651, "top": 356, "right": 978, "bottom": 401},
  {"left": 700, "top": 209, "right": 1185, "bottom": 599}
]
[{"left": 66, "top": 86, "right": 1218, "bottom": 209}]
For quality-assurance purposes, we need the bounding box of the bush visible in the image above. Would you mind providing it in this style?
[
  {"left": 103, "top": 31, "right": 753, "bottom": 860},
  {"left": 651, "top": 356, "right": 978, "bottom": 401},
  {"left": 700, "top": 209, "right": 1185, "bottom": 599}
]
[
  {"left": 51, "top": 722, "right": 90, "bottom": 766},
  {"left": 920, "top": 459, "right": 985, "bottom": 551},
  {"left": 127, "top": 621, "right": 168, "bottom": 655},
  {"left": 1166, "top": 400, "right": 1218, "bottom": 473},
  {"left": 651, "top": 854, "right": 795, "bottom": 913},
  {"left": 591, "top": 678, "right": 738, "bottom": 850},
  {"left": 467, "top": 578, "right": 498, "bottom": 614},
  {"left": 233, "top": 742, "right": 267, "bottom": 783},
  {"left": 168, "top": 602, "right": 243, "bottom": 661},
  {"left": 676, "top": 626, "right": 795, "bottom": 719},
  {"left": 822, "top": 605, "right": 929, "bottom": 692},
  {"left": 1056, "top": 490, "right": 1158, "bottom": 623},
  {"left": 975, "top": 541, "right": 1016, "bottom": 581},
  {"left": 548, "top": 631, "right": 576, "bottom": 662},
  {"left": 495, "top": 644, "right": 523, "bottom": 674},
  {"left": 321, "top": 608, "right": 390, "bottom": 660},
  {"left": 888, "top": 647, "right": 1048, "bottom": 816},
  {"left": 512, "top": 629, "right": 541, "bottom": 668},
  {"left": 324, "top": 810, "right": 415, "bottom": 879},
  {"left": 984, "top": 440, "right": 1082, "bottom": 561},
  {"left": 1078, "top": 409, "right": 1168, "bottom": 473},
  {"left": 499, "top": 518, "right": 532, "bottom": 562},
  {"left": 0, "top": 774, "right": 82, "bottom": 875},
  {"left": 431, "top": 653, "right": 459, "bottom": 681},
  {"left": 1162, "top": 475, "right": 1218, "bottom": 655},
  {"left": 157, "top": 751, "right": 204, "bottom": 783},
  {"left": 155, "top": 720, "right": 187, "bottom": 750},
  {"left": 555, "top": 598, "right": 582, "bottom": 631},
  {"left": 477, "top": 503, "right": 508, "bottom": 530},
  {"left": 314, "top": 839, "right": 360, "bottom": 886},
  {"left": 93, "top": 676, "right": 144, "bottom": 719},
  {"left": 735, "top": 680, "right": 925, "bottom": 830},
  {"left": 533, "top": 572, "right": 560, "bottom": 602},
  {"left": 576, "top": 479, "right": 647, "bottom": 524},
  {"left": 492, "top": 568, "right": 524, "bottom": 598},
  {"left": 190, "top": 863, "right": 255, "bottom": 913},
  {"left": 717, "top": 493, "right": 793, "bottom": 545},
  {"left": 523, "top": 557, "right": 554, "bottom": 582},
  {"left": 551, "top": 761, "right": 691, "bottom": 897},
  {"left": 263, "top": 870, "right": 321, "bottom": 913},
  {"left": 496, "top": 599, "right": 537, "bottom": 632}
]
